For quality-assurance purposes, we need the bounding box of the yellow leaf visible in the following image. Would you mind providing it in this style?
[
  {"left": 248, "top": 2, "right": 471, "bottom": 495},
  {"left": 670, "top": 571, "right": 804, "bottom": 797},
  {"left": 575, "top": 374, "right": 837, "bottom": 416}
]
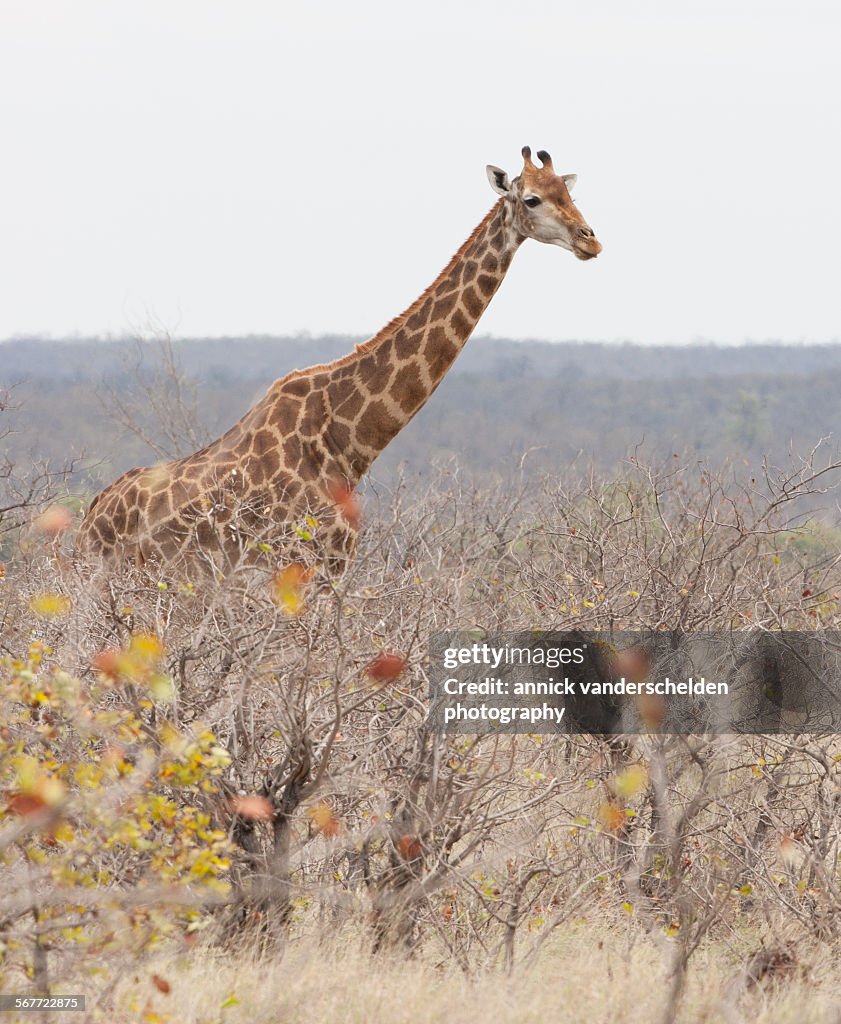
[
  {"left": 130, "top": 633, "right": 164, "bottom": 660},
  {"left": 149, "top": 674, "right": 175, "bottom": 702},
  {"left": 272, "top": 564, "right": 313, "bottom": 617},
  {"left": 614, "top": 764, "right": 649, "bottom": 799},
  {"left": 30, "top": 593, "right": 71, "bottom": 618}
]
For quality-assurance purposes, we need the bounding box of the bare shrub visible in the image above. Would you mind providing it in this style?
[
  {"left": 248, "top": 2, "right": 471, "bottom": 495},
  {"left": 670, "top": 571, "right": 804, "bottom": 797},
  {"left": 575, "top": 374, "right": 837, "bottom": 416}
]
[{"left": 2, "top": 450, "right": 841, "bottom": 1021}]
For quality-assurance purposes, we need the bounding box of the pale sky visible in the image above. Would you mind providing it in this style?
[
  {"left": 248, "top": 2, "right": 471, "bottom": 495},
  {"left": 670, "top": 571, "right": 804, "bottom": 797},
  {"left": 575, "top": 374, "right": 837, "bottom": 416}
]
[{"left": 1, "top": 0, "right": 839, "bottom": 345}]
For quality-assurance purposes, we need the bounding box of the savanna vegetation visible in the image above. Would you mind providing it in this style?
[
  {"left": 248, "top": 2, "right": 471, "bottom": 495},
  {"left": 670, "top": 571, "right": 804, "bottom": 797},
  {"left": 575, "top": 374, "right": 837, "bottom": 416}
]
[{"left": 2, "top": 336, "right": 841, "bottom": 1023}]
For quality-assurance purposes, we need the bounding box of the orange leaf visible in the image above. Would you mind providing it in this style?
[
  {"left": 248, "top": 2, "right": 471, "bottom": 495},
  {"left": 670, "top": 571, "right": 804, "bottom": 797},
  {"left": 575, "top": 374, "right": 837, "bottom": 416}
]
[
  {"left": 92, "top": 648, "right": 121, "bottom": 679},
  {"left": 636, "top": 692, "right": 666, "bottom": 729},
  {"left": 613, "top": 646, "right": 650, "bottom": 684},
  {"left": 151, "top": 975, "right": 171, "bottom": 995},
  {"left": 329, "top": 481, "right": 361, "bottom": 530},
  {"left": 272, "top": 563, "right": 313, "bottom": 616},
  {"left": 599, "top": 801, "right": 626, "bottom": 833},
  {"left": 309, "top": 801, "right": 341, "bottom": 837},
  {"left": 230, "top": 795, "right": 273, "bottom": 822},
  {"left": 34, "top": 505, "right": 72, "bottom": 536}
]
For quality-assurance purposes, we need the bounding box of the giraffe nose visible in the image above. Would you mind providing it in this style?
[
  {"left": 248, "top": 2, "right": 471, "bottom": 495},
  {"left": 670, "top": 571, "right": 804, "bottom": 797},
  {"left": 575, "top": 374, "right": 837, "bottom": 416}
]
[{"left": 578, "top": 225, "right": 595, "bottom": 239}]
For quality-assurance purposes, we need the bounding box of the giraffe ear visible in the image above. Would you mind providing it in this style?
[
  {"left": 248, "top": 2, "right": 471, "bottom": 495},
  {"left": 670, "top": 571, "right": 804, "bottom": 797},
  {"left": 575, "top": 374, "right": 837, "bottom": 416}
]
[
  {"left": 486, "top": 165, "right": 511, "bottom": 196},
  {"left": 562, "top": 173, "right": 578, "bottom": 193}
]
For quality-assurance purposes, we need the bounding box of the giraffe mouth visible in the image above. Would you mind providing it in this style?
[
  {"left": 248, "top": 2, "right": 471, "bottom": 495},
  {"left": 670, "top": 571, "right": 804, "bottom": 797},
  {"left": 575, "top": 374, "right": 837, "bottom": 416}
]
[{"left": 573, "top": 238, "right": 602, "bottom": 261}]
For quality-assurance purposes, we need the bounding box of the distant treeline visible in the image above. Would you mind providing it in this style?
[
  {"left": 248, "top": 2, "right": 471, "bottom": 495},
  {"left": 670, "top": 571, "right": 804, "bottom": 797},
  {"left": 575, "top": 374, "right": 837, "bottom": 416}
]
[{"left": 2, "top": 334, "right": 840, "bottom": 494}]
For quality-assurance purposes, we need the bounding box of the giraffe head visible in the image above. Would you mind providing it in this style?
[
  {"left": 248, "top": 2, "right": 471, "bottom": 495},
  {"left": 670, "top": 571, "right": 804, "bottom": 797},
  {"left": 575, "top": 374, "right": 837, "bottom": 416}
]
[{"left": 486, "top": 146, "right": 602, "bottom": 260}]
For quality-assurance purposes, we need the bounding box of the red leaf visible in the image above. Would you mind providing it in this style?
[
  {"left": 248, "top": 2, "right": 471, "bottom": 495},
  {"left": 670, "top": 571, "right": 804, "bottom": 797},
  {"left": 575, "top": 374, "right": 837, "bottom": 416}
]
[
  {"left": 365, "top": 653, "right": 406, "bottom": 685},
  {"left": 397, "top": 835, "right": 422, "bottom": 860},
  {"left": 6, "top": 792, "right": 47, "bottom": 817},
  {"left": 151, "top": 975, "right": 171, "bottom": 994}
]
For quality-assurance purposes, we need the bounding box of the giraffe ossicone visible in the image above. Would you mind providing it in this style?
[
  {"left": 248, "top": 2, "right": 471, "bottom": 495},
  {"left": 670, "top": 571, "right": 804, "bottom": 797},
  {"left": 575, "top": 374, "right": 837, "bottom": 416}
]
[{"left": 74, "top": 147, "right": 602, "bottom": 574}]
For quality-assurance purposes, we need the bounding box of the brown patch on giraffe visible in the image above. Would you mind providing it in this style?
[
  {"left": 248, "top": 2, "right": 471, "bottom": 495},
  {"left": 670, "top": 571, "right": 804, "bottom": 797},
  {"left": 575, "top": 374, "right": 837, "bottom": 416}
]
[
  {"left": 195, "top": 519, "right": 216, "bottom": 548},
  {"left": 329, "top": 378, "right": 355, "bottom": 407},
  {"left": 359, "top": 343, "right": 395, "bottom": 394},
  {"left": 431, "top": 292, "right": 459, "bottom": 320},
  {"left": 283, "top": 435, "right": 303, "bottom": 468},
  {"left": 450, "top": 308, "right": 471, "bottom": 338},
  {"left": 300, "top": 391, "right": 327, "bottom": 436},
  {"left": 180, "top": 464, "right": 202, "bottom": 484},
  {"left": 251, "top": 429, "right": 277, "bottom": 458},
  {"left": 274, "top": 475, "right": 300, "bottom": 502},
  {"left": 97, "top": 518, "right": 117, "bottom": 547},
  {"left": 461, "top": 286, "right": 484, "bottom": 318},
  {"left": 297, "top": 447, "right": 321, "bottom": 482},
  {"left": 281, "top": 377, "right": 312, "bottom": 397},
  {"left": 405, "top": 297, "right": 433, "bottom": 332},
  {"left": 246, "top": 458, "right": 265, "bottom": 487},
  {"left": 262, "top": 447, "right": 281, "bottom": 480},
  {"left": 374, "top": 336, "right": 394, "bottom": 366},
  {"left": 147, "top": 490, "right": 170, "bottom": 522},
  {"left": 394, "top": 329, "right": 418, "bottom": 362},
  {"left": 425, "top": 328, "right": 459, "bottom": 379},
  {"left": 477, "top": 274, "right": 497, "bottom": 297},
  {"left": 170, "top": 478, "right": 195, "bottom": 509},
  {"left": 355, "top": 400, "right": 403, "bottom": 452},
  {"left": 357, "top": 354, "right": 376, "bottom": 379},
  {"left": 333, "top": 386, "right": 365, "bottom": 420},
  {"left": 392, "top": 363, "right": 428, "bottom": 414},
  {"left": 271, "top": 400, "right": 303, "bottom": 436},
  {"left": 481, "top": 253, "right": 499, "bottom": 273},
  {"left": 157, "top": 517, "right": 190, "bottom": 544},
  {"left": 324, "top": 418, "right": 351, "bottom": 454},
  {"left": 434, "top": 278, "right": 459, "bottom": 297},
  {"left": 111, "top": 501, "right": 128, "bottom": 536},
  {"left": 330, "top": 362, "right": 356, "bottom": 381}
]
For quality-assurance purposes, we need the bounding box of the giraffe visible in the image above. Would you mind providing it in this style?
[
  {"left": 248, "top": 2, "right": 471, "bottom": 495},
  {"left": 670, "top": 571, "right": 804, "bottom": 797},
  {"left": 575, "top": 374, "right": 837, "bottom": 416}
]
[{"left": 74, "top": 146, "right": 601, "bottom": 574}]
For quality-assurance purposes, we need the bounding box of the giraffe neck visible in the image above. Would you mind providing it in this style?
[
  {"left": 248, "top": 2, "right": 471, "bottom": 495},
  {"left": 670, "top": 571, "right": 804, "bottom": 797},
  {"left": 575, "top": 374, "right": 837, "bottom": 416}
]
[{"left": 322, "top": 199, "right": 523, "bottom": 481}]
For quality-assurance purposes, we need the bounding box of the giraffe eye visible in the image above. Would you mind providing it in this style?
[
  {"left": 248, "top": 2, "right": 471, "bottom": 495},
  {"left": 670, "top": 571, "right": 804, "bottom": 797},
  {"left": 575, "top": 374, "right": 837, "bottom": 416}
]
[{"left": 523, "top": 196, "right": 541, "bottom": 208}]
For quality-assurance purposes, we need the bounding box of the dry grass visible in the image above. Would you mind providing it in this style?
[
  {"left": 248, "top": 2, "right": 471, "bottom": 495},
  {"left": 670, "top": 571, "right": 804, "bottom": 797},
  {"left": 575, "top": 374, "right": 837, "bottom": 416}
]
[{"left": 67, "top": 926, "right": 834, "bottom": 1024}]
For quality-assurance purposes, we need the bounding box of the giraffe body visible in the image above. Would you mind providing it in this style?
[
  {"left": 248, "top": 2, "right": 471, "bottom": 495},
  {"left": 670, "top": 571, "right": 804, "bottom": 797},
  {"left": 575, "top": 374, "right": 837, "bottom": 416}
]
[{"left": 74, "top": 147, "right": 601, "bottom": 572}]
